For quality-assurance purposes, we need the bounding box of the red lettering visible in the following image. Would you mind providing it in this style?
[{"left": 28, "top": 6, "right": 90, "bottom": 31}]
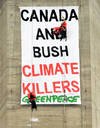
[
  {"left": 44, "top": 82, "right": 52, "bottom": 93},
  {"left": 39, "top": 64, "right": 43, "bottom": 75},
  {"left": 55, "top": 63, "right": 64, "bottom": 75},
  {"left": 43, "top": 64, "right": 54, "bottom": 76},
  {"left": 53, "top": 81, "right": 61, "bottom": 93},
  {"left": 71, "top": 81, "right": 79, "bottom": 92},
  {"left": 32, "top": 83, "right": 36, "bottom": 95},
  {"left": 61, "top": 80, "right": 71, "bottom": 92},
  {"left": 32, "top": 65, "right": 40, "bottom": 76},
  {"left": 36, "top": 83, "right": 44, "bottom": 94},
  {"left": 70, "top": 63, "right": 79, "bottom": 74},
  {"left": 62, "top": 63, "right": 69, "bottom": 74},
  {"left": 23, "top": 65, "right": 31, "bottom": 77},
  {"left": 23, "top": 83, "right": 31, "bottom": 94}
]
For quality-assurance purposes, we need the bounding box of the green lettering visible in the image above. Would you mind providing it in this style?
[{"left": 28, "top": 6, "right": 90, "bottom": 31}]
[
  {"left": 62, "top": 96, "right": 67, "bottom": 102},
  {"left": 46, "top": 96, "right": 52, "bottom": 102},
  {"left": 35, "top": 96, "right": 40, "bottom": 102},
  {"left": 33, "top": 95, "right": 80, "bottom": 103},
  {"left": 22, "top": 96, "right": 29, "bottom": 103},
  {"left": 41, "top": 96, "right": 45, "bottom": 102},
  {"left": 73, "top": 96, "right": 80, "bottom": 102},
  {"left": 67, "top": 96, "right": 74, "bottom": 102},
  {"left": 57, "top": 95, "right": 63, "bottom": 102},
  {"left": 52, "top": 95, "right": 57, "bottom": 102}
]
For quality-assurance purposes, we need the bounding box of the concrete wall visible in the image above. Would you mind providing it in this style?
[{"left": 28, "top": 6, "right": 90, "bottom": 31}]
[
  {"left": 90, "top": 0, "right": 100, "bottom": 128},
  {"left": 0, "top": 0, "right": 100, "bottom": 128},
  {"left": 0, "top": 1, "right": 7, "bottom": 128}
]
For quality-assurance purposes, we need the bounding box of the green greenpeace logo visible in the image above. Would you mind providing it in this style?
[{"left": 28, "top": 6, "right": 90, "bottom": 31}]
[{"left": 22, "top": 95, "right": 80, "bottom": 103}]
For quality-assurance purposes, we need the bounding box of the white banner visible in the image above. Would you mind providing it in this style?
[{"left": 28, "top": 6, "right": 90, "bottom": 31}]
[{"left": 20, "top": 6, "right": 81, "bottom": 105}]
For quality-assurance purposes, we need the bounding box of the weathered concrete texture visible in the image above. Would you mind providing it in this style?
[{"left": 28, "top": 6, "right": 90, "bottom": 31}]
[
  {"left": 90, "top": 0, "right": 100, "bottom": 128},
  {"left": 0, "top": 0, "right": 100, "bottom": 127},
  {"left": 0, "top": 0, "right": 5, "bottom": 9},
  {"left": 0, "top": 1, "right": 7, "bottom": 128}
]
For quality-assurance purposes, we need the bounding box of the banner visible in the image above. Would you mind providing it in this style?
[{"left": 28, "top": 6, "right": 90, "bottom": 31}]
[{"left": 20, "top": 6, "right": 81, "bottom": 105}]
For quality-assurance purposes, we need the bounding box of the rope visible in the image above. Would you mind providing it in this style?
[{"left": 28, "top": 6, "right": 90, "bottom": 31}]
[
  {"left": 78, "top": 1, "right": 83, "bottom": 127},
  {"left": 11, "top": 2, "right": 15, "bottom": 127},
  {"left": 31, "top": 108, "right": 32, "bottom": 128},
  {"left": 63, "top": 92, "right": 66, "bottom": 128},
  {"left": 61, "top": 0, "right": 67, "bottom": 128},
  {"left": 12, "top": 1, "right": 16, "bottom": 127},
  {"left": 31, "top": 0, "right": 34, "bottom": 127},
  {"left": 82, "top": 0, "right": 86, "bottom": 127}
]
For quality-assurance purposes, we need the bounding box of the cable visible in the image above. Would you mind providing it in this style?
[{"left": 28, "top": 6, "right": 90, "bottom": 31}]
[
  {"left": 61, "top": 1, "right": 67, "bottom": 128},
  {"left": 31, "top": 0, "right": 34, "bottom": 127},
  {"left": 12, "top": 1, "right": 16, "bottom": 127},
  {"left": 79, "top": 1, "right": 83, "bottom": 128}
]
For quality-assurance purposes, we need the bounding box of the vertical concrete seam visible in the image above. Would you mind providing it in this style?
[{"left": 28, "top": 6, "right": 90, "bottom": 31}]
[{"left": 80, "top": 0, "right": 84, "bottom": 127}]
